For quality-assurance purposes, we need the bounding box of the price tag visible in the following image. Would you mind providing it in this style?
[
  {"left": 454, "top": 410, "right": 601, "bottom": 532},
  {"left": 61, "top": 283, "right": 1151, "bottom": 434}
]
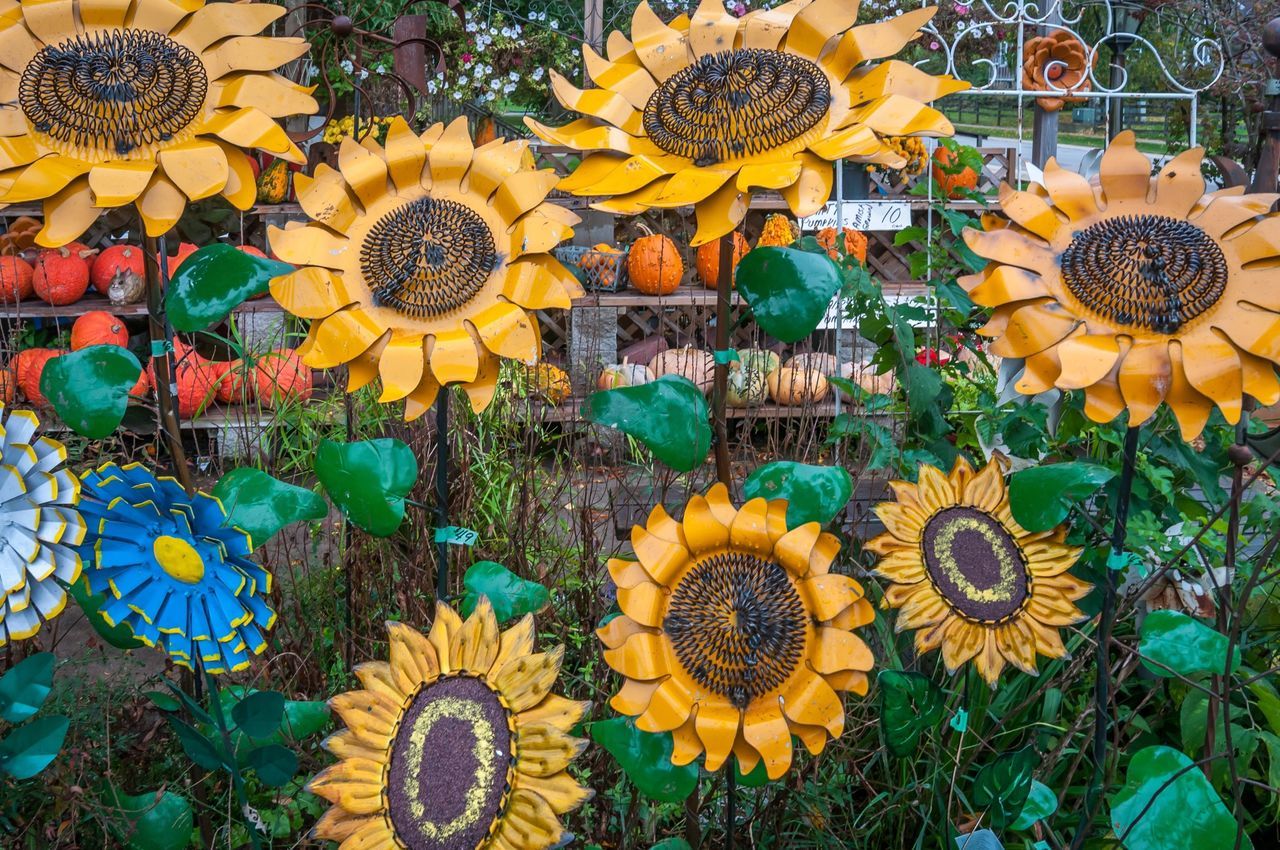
[
  {"left": 1033, "top": 842, "right": 1051, "bottom": 850},
  {"left": 434, "top": 526, "right": 478, "bottom": 546},
  {"left": 949, "top": 708, "right": 969, "bottom": 733},
  {"left": 800, "top": 200, "right": 911, "bottom": 232},
  {"left": 1106, "top": 549, "right": 1144, "bottom": 574}
]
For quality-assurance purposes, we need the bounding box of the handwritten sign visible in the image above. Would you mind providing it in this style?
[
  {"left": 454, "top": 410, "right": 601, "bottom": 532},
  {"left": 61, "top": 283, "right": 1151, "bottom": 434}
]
[
  {"left": 434, "top": 526, "right": 478, "bottom": 546},
  {"left": 800, "top": 200, "right": 911, "bottom": 232}
]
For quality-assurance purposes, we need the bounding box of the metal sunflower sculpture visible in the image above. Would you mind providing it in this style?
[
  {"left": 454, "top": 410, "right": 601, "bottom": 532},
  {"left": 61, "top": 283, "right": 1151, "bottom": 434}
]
[
  {"left": 598, "top": 484, "right": 875, "bottom": 779},
  {"left": 867, "top": 458, "right": 1090, "bottom": 687},
  {"left": 75, "top": 463, "right": 274, "bottom": 675},
  {"left": 962, "top": 131, "right": 1280, "bottom": 440},
  {"left": 528, "top": 0, "right": 965, "bottom": 245},
  {"left": 0, "top": 405, "right": 84, "bottom": 646},
  {"left": 269, "top": 116, "right": 582, "bottom": 417},
  {"left": 0, "top": 0, "right": 316, "bottom": 245},
  {"left": 309, "top": 601, "right": 591, "bottom": 850}
]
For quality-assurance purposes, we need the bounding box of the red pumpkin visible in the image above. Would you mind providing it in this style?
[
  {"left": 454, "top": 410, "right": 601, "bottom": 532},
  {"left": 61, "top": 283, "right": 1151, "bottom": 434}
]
[
  {"left": 696, "top": 232, "right": 749, "bottom": 288},
  {"left": 32, "top": 247, "right": 91, "bottom": 305},
  {"left": 91, "top": 245, "right": 145, "bottom": 296},
  {"left": 254, "top": 349, "right": 313, "bottom": 407},
  {"left": 71, "top": 311, "right": 129, "bottom": 350},
  {"left": 14, "top": 348, "right": 64, "bottom": 406},
  {"left": 0, "top": 256, "right": 34, "bottom": 304},
  {"left": 931, "top": 146, "right": 979, "bottom": 200},
  {"left": 163, "top": 242, "right": 200, "bottom": 275},
  {"left": 209, "top": 359, "right": 252, "bottom": 404}
]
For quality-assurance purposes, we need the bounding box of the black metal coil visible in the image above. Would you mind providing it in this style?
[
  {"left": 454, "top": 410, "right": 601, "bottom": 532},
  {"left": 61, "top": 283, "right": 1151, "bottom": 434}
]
[
  {"left": 19, "top": 29, "right": 207, "bottom": 156},
  {"left": 361, "top": 197, "right": 497, "bottom": 319},
  {"left": 642, "top": 48, "right": 830, "bottom": 167},
  {"left": 1060, "top": 214, "right": 1228, "bottom": 334},
  {"left": 664, "top": 551, "right": 807, "bottom": 708}
]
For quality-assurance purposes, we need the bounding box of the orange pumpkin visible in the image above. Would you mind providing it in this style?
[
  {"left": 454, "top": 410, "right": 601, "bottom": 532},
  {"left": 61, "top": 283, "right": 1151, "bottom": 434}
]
[
  {"left": 91, "top": 245, "right": 145, "bottom": 296},
  {"left": 14, "top": 348, "right": 63, "bottom": 406},
  {"left": 71, "top": 311, "right": 129, "bottom": 350},
  {"left": 696, "top": 232, "right": 749, "bottom": 289},
  {"left": 816, "top": 227, "right": 868, "bottom": 264},
  {"left": 254, "top": 350, "right": 313, "bottom": 407},
  {"left": 32, "top": 247, "right": 91, "bottom": 305},
  {"left": 209, "top": 359, "right": 252, "bottom": 404},
  {"left": 627, "top": 228, "right": 683, "bottom": 296},
  {"left": 0, "top": 360, "right": 14, "bottom": 405},
  {"left": 578, "top": 243, "right": 623, "bottom": 289},
  {"left": 128, "top": 366, "right": 151, "bottom": 399},
  {"left": 0, "top": 256, "right": 34, "bottom": 304},
  {"left": 931, "top": 146, "right": 979, "bottom": 199},
  {"left": 163, "top": 242, "right": 200, "bottom": 275},
  {"left": 0, "top": 216, "right": 41, "bottom": 256}
]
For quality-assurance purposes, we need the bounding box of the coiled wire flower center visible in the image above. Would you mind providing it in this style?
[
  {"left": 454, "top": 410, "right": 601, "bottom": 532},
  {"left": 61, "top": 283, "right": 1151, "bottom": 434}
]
[
  {"left": 361, "top": 198, "right": 498, "bottom": 319},
  {"left": 1061, "top": 214, "right": 1229, "bottom": 334},
  {"left": 643, "top": 48, "right": 831, "bottom": 166},
  {"left": 19, "top": 29, "right": 208, "bottom": 156},
  {"left": 664, "top": 551, "right": 807, "bottom": 708}
]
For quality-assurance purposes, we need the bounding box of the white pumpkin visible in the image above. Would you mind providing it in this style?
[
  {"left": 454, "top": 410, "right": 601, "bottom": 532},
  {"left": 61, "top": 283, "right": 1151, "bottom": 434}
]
[
  {"left": 648, "top": 347, "right": 715, "bottom": 393},
  {"left": 726, "top": 367, "right": 769, "bottom": 407},
  {"left": 597, "top": 361, "right": 655, "bottom": 390}
]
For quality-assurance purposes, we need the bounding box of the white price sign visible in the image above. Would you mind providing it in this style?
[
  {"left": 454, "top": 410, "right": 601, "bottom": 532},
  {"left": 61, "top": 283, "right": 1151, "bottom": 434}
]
[{"left": 800, "top": 200, "right": 911, "bottom": 232}]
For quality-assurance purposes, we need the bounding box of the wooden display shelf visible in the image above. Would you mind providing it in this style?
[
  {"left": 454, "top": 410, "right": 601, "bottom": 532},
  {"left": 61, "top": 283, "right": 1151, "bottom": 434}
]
[
  {"left": 0, "top": 294, "right": 286, "bottom": 320},
  {"left": 519, "top": 397, "right": 844, "bottom": 423}
]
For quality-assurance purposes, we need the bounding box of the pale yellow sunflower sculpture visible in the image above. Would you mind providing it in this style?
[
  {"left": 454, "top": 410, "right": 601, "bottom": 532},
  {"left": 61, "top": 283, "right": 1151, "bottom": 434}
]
[
  {"left": 269, "top": 116, "right": 582, "bottom": 417},
  {"left": 867, "top": 458, "right": 1089, "bottom": 686},
  {"left": 599, "top": 484, "right": 875, "bottom": 779},
  {"left": 310, "top": 601, "right": 591, "bottom": 850},
  {"left": 962, "top": 131, "right": 1280, "bottom": 440},
  {"left": 0, "top": 0, "right": 316, "bottom": 245},
  {"left": 528, "top": 0, "right": 966, "bottom": 244}
]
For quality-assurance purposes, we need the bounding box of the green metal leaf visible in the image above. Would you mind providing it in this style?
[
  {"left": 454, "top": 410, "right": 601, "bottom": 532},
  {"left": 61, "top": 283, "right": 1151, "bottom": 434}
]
[
  {"left": 581, "top": 376, "right": 711, "bottom": 472},
  {"left": 1010, "top": 779, "right": 1058, "bottom": 830},
  {"left": 1139, "top": 610, "right": 1240, "bottom": 678},
  {"left": 165, "top": 716, "right": 227, "bottom": 771},
  {"left": 315, "top": 438, "right": 418, "bottom": 537},
  {"left": 735, "top": 246, "right": 843, "bottom": 343},
  {"left": 212, "top": 467, "right": 328, "bottom": 548},
  {"left": 0, "top": 651, "right": 54, "bottom": 723},
  {"left": 0, "top": 715, "right": 69, "bottom": 779},
  {"left": 231, "top": 690, "right": 286, "bottom": 740},
  {"left": 590, "top": 717, "right": 698, "bottom": 803},
  {"left": 649, "top": 841, "right": 693, "bottom": 850},
  {"left": 166, "top": 243, "right": 292, "bottom": 332},
  {"left": 143, "top": 691, "right": 180, "bottom": 713},
  {"left": 743, "top": 462, "right": 852, "bottom": 527},
  {"left": 69, "top": 576, "right": 147, "bottom": 650},
  {"left": 41, "top": 346, "right": 142, "bottom": 439},
  {"left": 460, "top": 561, "right": 549, "bottom": 623},
  {"left": 105, "top": 787, "right": 194, "bottom": 850},
  {"left": 878, "top": 670, "right": 945, "bottom": 758},
  {"left": 246, "top": 743, "right": 297, "bottom": 787},
  {"left": 214, "top": 686, "right": 329, "bottom": 758},
  {"left": 1009, "top": 462, "right": 1116, "bottom": 532},
  {"left": 1110, "top": 745, "right": 1251, "bottom": 850},
  {"left": 971, "top": 746, "right": 1038, "bottom": 828}
]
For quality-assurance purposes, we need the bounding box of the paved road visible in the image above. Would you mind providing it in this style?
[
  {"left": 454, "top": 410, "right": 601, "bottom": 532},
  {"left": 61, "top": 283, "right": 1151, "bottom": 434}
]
[{"left": 956, "top": 132, "right": 1171, "bottom": 179}]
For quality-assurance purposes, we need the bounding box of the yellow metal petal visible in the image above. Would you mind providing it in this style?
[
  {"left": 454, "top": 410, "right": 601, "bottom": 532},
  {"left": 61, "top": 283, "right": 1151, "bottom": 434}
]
[
  {"left": 1084, "top": 377, "right": 1126, "bottom": 425},
  {"left": 824, "top": 7, "right": 937, "bottom": 80},
  {"left": 381, "top": 116, "right": 427, "bottom": 194},
  {"left": 137, "top": 174, "right": 187, "bottom": 237},
  {"left": 781, "top": 668, "right": 842, "bottom": 738},
  {"left": 307, "top": 760, "right": 385, "bottom": 815},
  {"left": 845, "top": 61, "right": 970, "bottom": 108},
  {"left": 1167, "top": 343, "right": 1214, "bottom": 441},
  {"left": 554, "top": 150, "right": 630, "bottom": 193},
  {"left": 726, "top": 497, "right": 772, "bottom": 555},
  {"left": 212, "top": 72, "right": 318, "bottom": 119},
  {"left": 963, "top": 227, "right": 1058, "bottom": 277},
  {"left": 533, "top": 117, "right": 665, "bottom": 157},
  {"left": 780, "top": 153, "right": 833, "bottom": 219},
  {"left": 427, "top": 115, "right": 474, "bottom": 188},
  {"left": 1098, "top": 130, "right": 1153, "bottom": 205},
  {"left": 269, "top": 265, "right": 352, "bottom": 319},
  {"left": 996, "top": 183, "right": 1065, "bottom": 243},
  {"left": 809, "top": 125, "right": 883, "bottom": 162},
  {"left": 1153, "top": 147, "right": 1207, "bottom": 218},
  {"left": 774, "top": 523, "right": 821, "bottom": 576},
  {"left": 693, "top": 700, "right": 739, "bottom": 772},
  {"left": 735, "top": 160, "right": 803, "bottom": 192},
  {"left": 1040, "top": 158, "right": 1102, "bottom": 221},
  {"left": 386, "top": 620, "right": 439, "bottom": 692},
  {"left": 1177, "top": 329, "right": 1242, "bottom": 423},
  {"left": 266, "top": 222, "right": 352, "bottom": 269},
  {"left": 213, "top": 142, "right": 258, "bottom": 210},
  {"left": 632, "top": 526, "right": 689, "bottom": 586},
  {"left": 295, "top": 164, "right": 361, "bottom": 232},
  {"left": 201, "top": 36, "right": 310, "bottom": 79},
  {"left": 493, "top": 170, "right": 561, "bottom": 223},
  {"left": 573, "top": 153, "right": 676, "bottom": 197},
  {"left": 616, "top": 579, "right": 666, "bottom": 628},
  {"left": 513, "top": 771, "right": 592, "bottom": 816},
  {"left": 87, "top": 160, "right": 156, "bottom": 207},
  {"left": 467, "top": 138, "right": 527, "bottom": 200},
  {"left": 428, "top": 328, "right": 481, "bottom": 384},
  {"left": 1241, "top": 349, "right": 1280, "bottom": 407},
  {"left": 502, "top": 256, "right": 578, "bottom": 309},
  {"left": 2, "top": 155, "right": 91, "bottom": 204},
  {"left": 550, "top": 69, "right": 643, "bottom": 134},
  {"left": 202, "top": 107, "right": 295, "bottom": 157},
  {"left": 1054, "top": 330, "right": 1121, "bottom": 391},
  {"left": 403, "top": 369, "right": 440, "bottom": 422},
  {"left": 742, "top": 698, "right": 793, "bottom": 779},
  {"left": 510, "top": 213, "right": 576, "bottom": 259},
  {"left": 812, "top": 627, "right": 873, "bottom": 675},
  {"left": 610, "top": 676, "right": 660, "bottom": 715},
  {"left": 377, "top": 333, "right": 426, "bottom": 403},
  {"left": 845, "top": 94, "right": 955, "bottom": 138},
  {"left": 128, "top": 0, "right": 201, "bottom": 33},
  {"left": 0, "top": 135, "right": 39, "bottom": 171},
  {"left": 461, "top": 353, "right": 501, "bottom": 413},
  {"left": 800, "top": 574, "right": 866, "bottom": 622},
  {"left": 76, "top": 0, "right": 132, "bottom": 30},
  {"left": 579, "top": 44, "right": 656, "bottom": 110},
  {"left": 469, "top": 301, "right": 540, "bottom": 362},
  {"left": 35, "top": 178, "right": 99, "bottom": 248},
  {"left": 311, "top": 308, "right": 385, "bottom": 369},
  {"left": 680, "top": 493, "right": 730, "bottom": 555},
  {"left": 451, "top": 596, "right": 500, "bottom": 675},
  {"left": 171, "top": 1, "right": 285, "bottom": 52},
  {"left": 741, "top": 0, "right": 808, "bottom": 49},
  {"left": 785, "top": 0, "right": 862, "bottom": 61},
  {"left": 494, "top": 646, "right": 564, "bottom": 713},
  {"left": 494, "top": 789, "right": 565, "bottom": 849},
  {"left": 1117, "top": 340, "right": 1171, "bottom": 427},
  {"left": 338, "top": 136, "right": 390, "bottom": 208},
  {"left": 652, "top": 165, "right": 735, "bottom": 208},
  {"left": 963, "top": 264, "right": 1048, "bottom": 307},
  {"left": 19, "top": 0, "right": 77, "bottom": 45},
  {"left": 632, "top": 0, "right": 690, "bottom": 82},
  {"left": 635, "top": 677, "right": 692, "bottom": 733},
  {"left": 691, "top": 178, "right": 748, "bottom": 247},
  {"left": 158, "top": 140, "right": 228, "bottom": 201},
  {"left": 688, "top": 0, "right": 738, "bottom": 58}
]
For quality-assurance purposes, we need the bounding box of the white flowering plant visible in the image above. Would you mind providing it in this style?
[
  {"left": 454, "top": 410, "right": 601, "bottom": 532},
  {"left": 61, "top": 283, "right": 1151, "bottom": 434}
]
[{"left": 429, "top": 11, "right": 578, "bottom": 108}]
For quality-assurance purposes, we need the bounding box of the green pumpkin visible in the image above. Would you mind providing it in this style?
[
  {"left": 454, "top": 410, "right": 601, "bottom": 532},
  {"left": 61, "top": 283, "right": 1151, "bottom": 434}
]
[{"left": 726, "top": 367, "right": 769, "bottom": 407}]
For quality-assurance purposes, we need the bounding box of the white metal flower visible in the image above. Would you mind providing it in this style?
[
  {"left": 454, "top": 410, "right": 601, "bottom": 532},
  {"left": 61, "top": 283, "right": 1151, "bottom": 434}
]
[{"left": 0, "top": 405, "right": 85, "bottom": 646}]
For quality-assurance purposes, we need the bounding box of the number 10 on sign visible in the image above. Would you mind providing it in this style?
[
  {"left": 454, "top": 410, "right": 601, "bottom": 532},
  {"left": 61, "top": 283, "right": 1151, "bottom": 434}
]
[{"left": 800, "top": 201, "right": 910, "bottom": 232}]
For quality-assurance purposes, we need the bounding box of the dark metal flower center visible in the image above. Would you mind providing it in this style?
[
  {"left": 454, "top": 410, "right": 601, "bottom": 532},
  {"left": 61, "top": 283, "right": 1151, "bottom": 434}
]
[
  {"left": 1061, "top": 214, "right": 1229, "bottom": 334},
  {"left": 386, "top": 675, "right": 514, "bottom": 850},
  {"left": 19, "top": 29, "right": 208, "bottom": 155},
  {"left": 361, "top": 197, "right": 497, "bottom": 319},
  {"left": 643, "top": 48, "right": 831, "bottom": 166},
  {"left": 921, "top": 507, "right": 1030, "bottom": 624},
  {"left": 664, "top": 551, "right": 807, "bottom": 708}
]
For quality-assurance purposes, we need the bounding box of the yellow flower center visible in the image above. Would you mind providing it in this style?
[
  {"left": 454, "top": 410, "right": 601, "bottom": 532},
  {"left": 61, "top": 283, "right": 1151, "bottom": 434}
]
[
  {"left": 643, "top": 48, "right": 830, "bottom": 166},
  {"left": 153, "top": 535, "right": 205, "bottom": 584},
  {"left": 20, "top": 29, "right": 208, "bottom": 159}
]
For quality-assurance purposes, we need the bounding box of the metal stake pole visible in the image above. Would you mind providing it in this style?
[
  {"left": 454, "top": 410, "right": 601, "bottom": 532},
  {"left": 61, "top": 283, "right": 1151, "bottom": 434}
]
[{"left": 142, "top": 231, "right": 195, "bottom": 495}]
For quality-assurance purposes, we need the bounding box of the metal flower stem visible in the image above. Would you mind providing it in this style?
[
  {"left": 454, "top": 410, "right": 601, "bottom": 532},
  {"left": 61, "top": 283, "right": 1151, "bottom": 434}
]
[
  {"left": 1071, "top": 424, "right": 1140, "bottom": 850},
  {"left": 203, "top": 666, "right": 265, "bottom": 850},
  {"left": 711, "top": 233, "right": 735, "bottom": 487},
  {"left": 142, "top": 231, "right": 195, "bottom": 496},
  {"left": 435, "top": 387, "right": 451, "bottom": 602}
]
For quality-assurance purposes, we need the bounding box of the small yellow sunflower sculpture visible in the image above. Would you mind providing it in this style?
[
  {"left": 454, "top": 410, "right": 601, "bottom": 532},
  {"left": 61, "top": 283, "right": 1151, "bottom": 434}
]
[
  {"left": 867, "top": 458, "right": 1090, "bottom": 687},
  {"left": 962, "top": 131, "right": 1280, "bottom": 440},
  {"left": 310, "top": 600, "right": 591, "bottom": 850},
  {"left": 528, "top": 0, "right": 966, "bottom": 245},
  {"left": 269, "top": 116, "right": 582, "bottom": 417},
  {"left": 598, "top": 484, "right": 875, "bottom": 779},
  {"left": 0, "top": 0, "right": 316, "bottom": 245}
]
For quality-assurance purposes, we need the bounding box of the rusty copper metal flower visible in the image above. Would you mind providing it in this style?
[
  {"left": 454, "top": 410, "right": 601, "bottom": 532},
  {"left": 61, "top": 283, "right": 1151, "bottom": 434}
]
[{"left": 1021, "top": 31, "right": 1094, "bottom": 113}]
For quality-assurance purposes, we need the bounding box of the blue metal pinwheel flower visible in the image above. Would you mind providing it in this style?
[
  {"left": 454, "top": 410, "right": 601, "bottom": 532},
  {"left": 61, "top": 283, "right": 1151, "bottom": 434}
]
[
  {"left": 0, "top": 404, "right": 85, "bottom": 646},
  {"left": 76, "top": 463, "right": 276, "bottom": 674}
]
